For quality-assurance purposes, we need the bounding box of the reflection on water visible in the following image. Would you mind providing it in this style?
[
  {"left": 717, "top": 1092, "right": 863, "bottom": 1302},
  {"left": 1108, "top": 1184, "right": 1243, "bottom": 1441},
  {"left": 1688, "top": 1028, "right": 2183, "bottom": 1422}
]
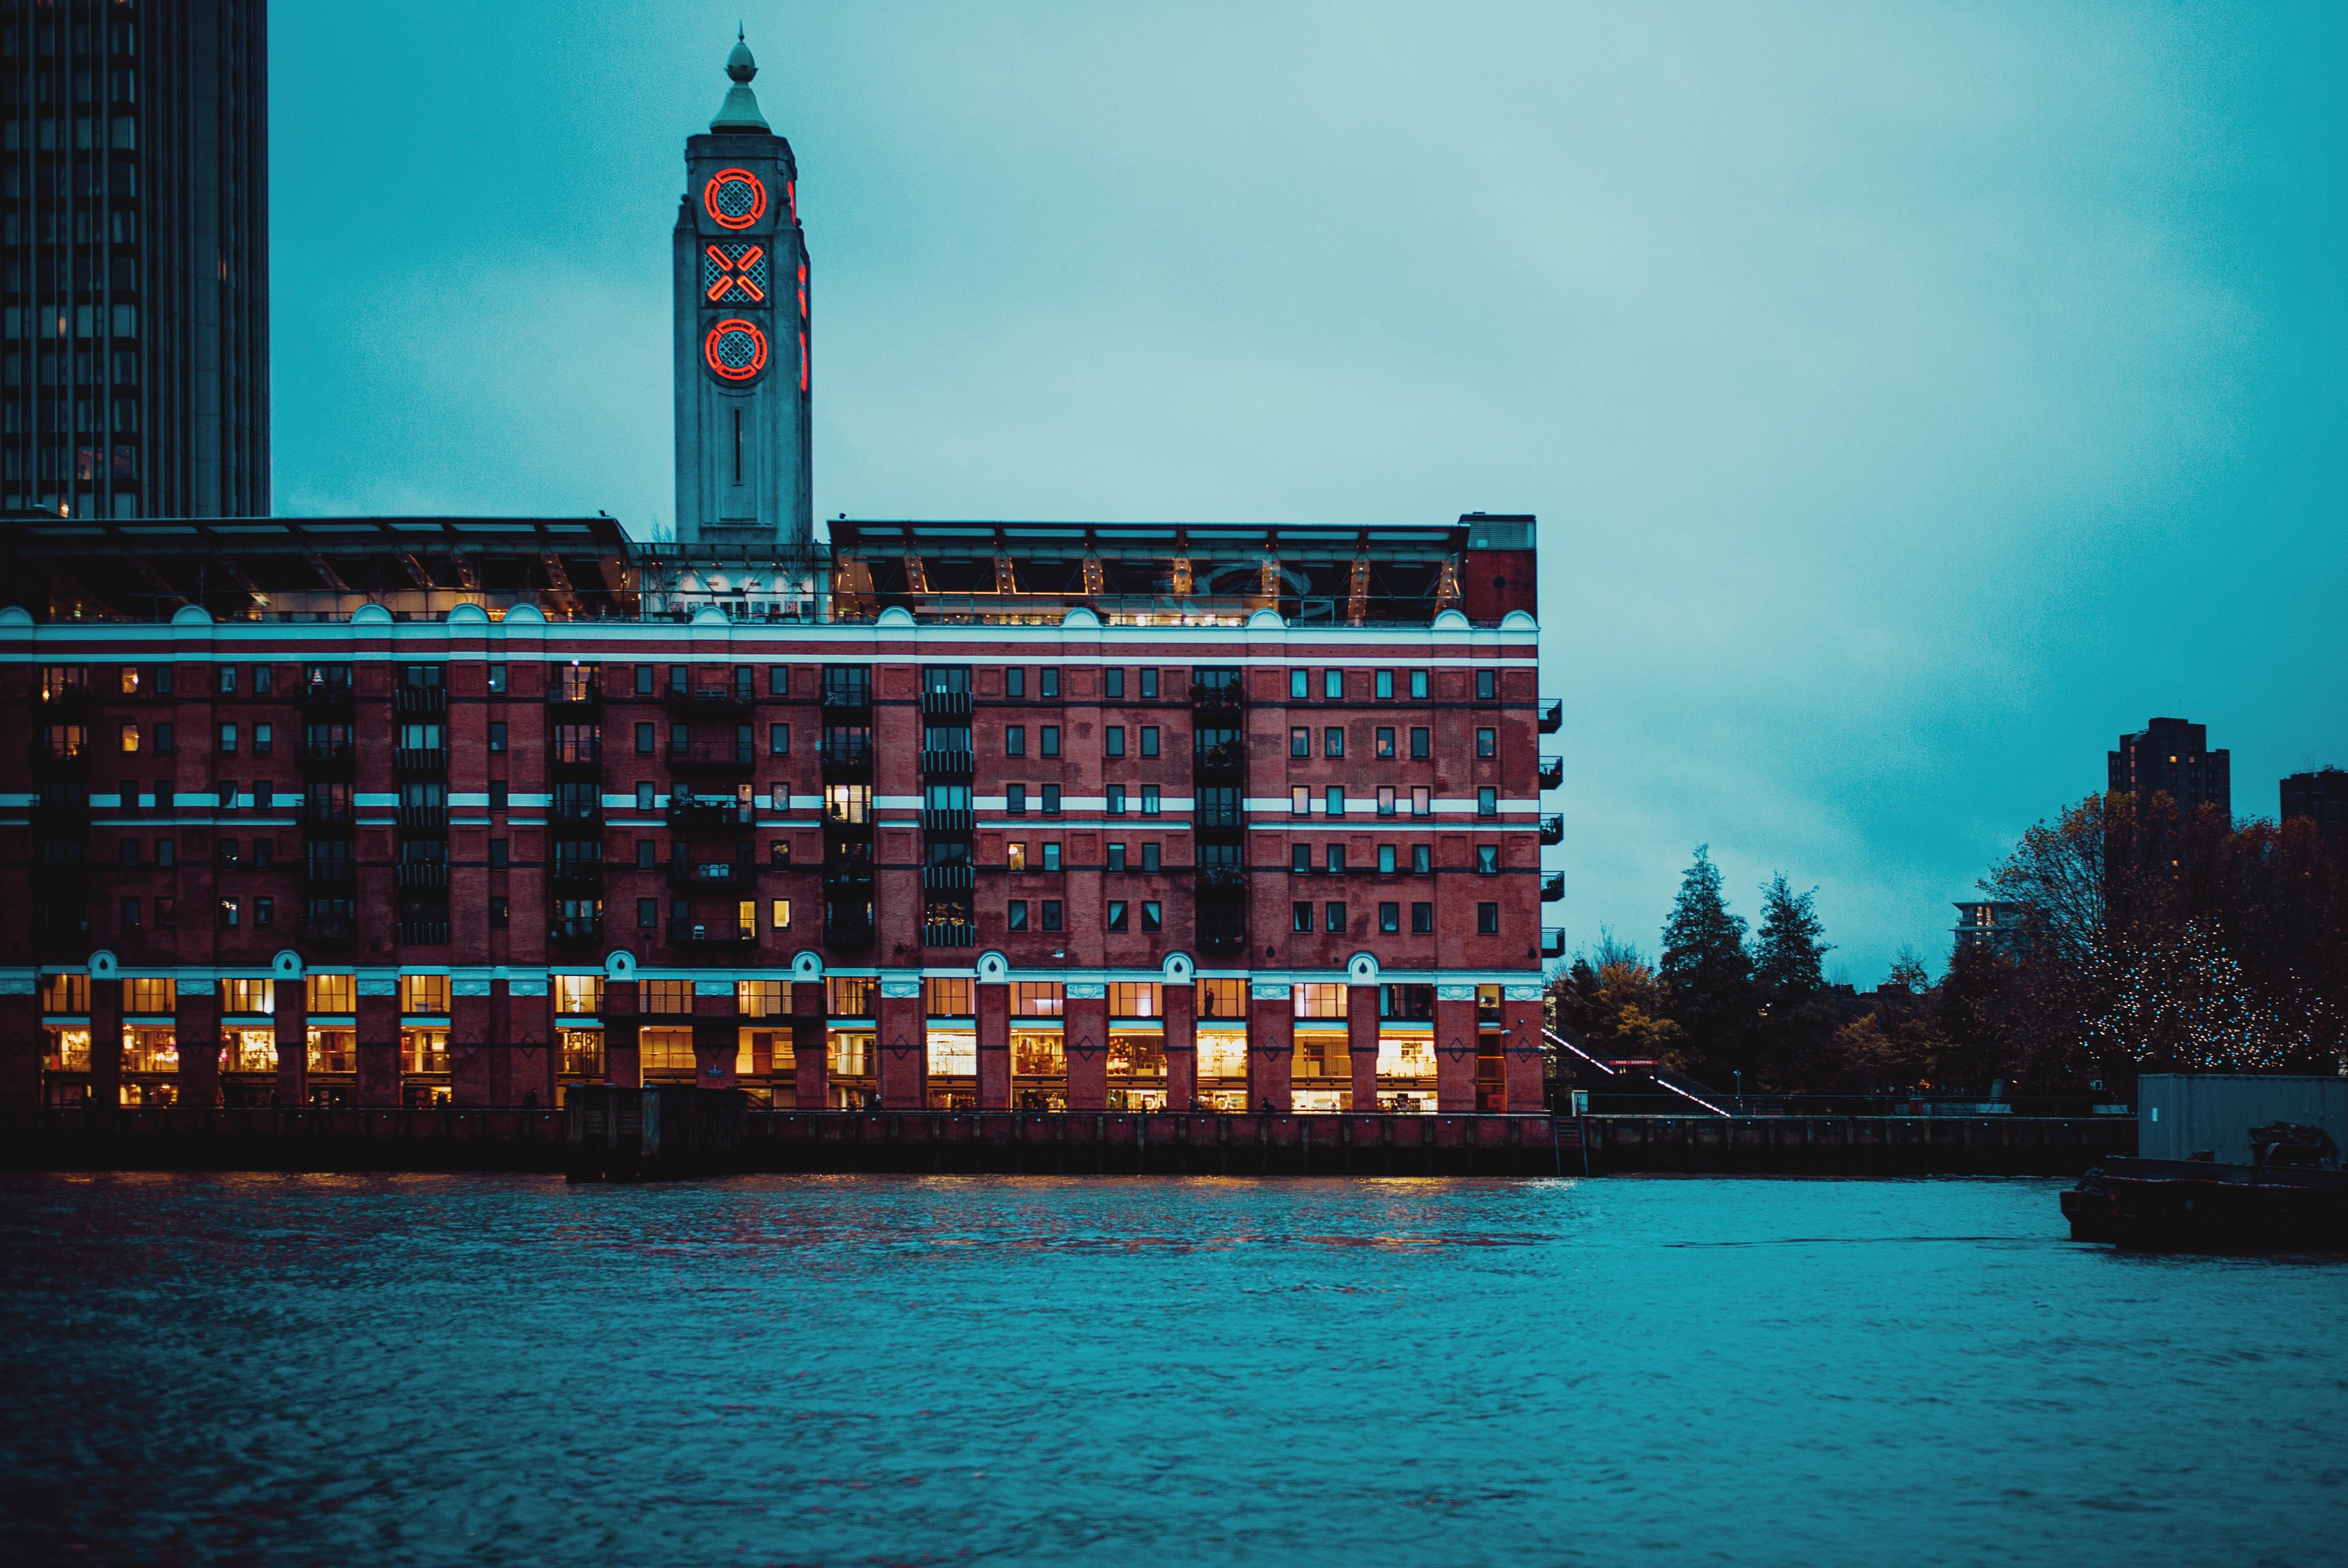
[{"left": 2, "top": 1174, "right": 2343, "bottom": 1565}]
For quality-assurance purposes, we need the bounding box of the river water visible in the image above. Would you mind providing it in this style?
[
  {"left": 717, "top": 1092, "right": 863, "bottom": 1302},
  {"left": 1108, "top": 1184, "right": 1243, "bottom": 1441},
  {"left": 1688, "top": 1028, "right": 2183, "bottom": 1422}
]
[{"left": 1, "top": 1173, "right": 2341, "bottom": 1565}]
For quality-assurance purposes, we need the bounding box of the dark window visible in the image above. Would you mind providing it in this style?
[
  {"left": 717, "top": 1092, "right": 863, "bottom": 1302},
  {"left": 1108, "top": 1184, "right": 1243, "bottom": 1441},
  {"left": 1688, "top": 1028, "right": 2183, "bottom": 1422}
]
[
  {"left": 1291, "top": 728, "right": 1309, "bottom": 757},
  {"left": 1477, "top": 728, "right": 1496, "bottom": 758},
  {"left": 254, "top": 666, "right": 275, "bottom": 696},
  {"left": 119, "top": 839, "right": 139, "bottom": 867},
  {"left": 1107, "top": 843, "right": 1127, "bottom": 872},
  {"left": 1042, "top": 784, "right": 1061, "bottom": 815},
  {"left": 1041, "top": 726, "right": 1061, "bottom": 757},
  {"left": 1410, "top": 671, "right": 1428, "bottom": 699},
  {"left": 157, "top": 898, "right": 176, "bottom": 929},
  {"left": 1007, "top": 900, "right": 1028, "bottom": 931},
  {"left": 1326, "top": 786, "right": 1345, "bottom": 818},
  {"left": 1477, "top": 844, "right": 1499, "bottom": 874},
  {"left": 1293, "top": 842, "right": 1312, "bottom": 873},
  {"left": 1476, "top": 669, "right": 1496, "bottom": 701},
  {"left": 1007, "top": 668, "right": 1025, "bottom": 699},
  {"left": 669, "top": 666, "right": 689, "bottom": 694},
  {"left": 638, "top": 899, "right": 658, "bottom": 929},
  {"left": 1292, "top": 901, "right": 1313, "bottom": 933},
  {"left": 1141, "top": 843, "right": 1160, "bottom": 872},
  {"left": 120, "top": 897, "right": 139, "bottom": 929},
  {"left": 1478, "top": 786, "right": 1497, "bottom": 818},
  {"left": 489, "top": 898, "right": 508, "bottom": 929},
  {"left": 1380, "top": 902, "right": 1399, "bottom": 933},
  {"left": 254, "top": 725, "right": 273, "bottom": 756},
  {"left": 156, "top": 839, "right": 175, "bottom": 869},
  {"left": 1106, "top": 785, "right": 1125, "bottom": 816},
  {"left": 1413, "top": 844, "right": 1431, "bottom": 875},
  {"left": 1141, "top": 902, "right": 1161, "bottom": 933},
  {"left": 1376, "top": 670, "right": 1394, "bottom": 699},
  {"left": 488, "top": 722, "right": 507, "bottom": 753},
  {"left": 672, "top": 723, "right": 690, "bottom": 751},
  {"left": 1106, "top": 726, "right": 1125, "bottom": 758},
  {"left": 1140, "top": 669, "right": 1158, "bottom": 699},
  {"left": 155, "top": 723, "right": 174, "bottom": 753},
  {"left": 255, "top": 897, "right": 274, "bottom": 929},
  {"left": 1412, "top": 902, "right": 1434, "bottom": 933},
  {"left": 1326, "top": 844, "right": 1346, "bottom": 874},
  {"left": 769, "top": 667, "right": 790, "bottom": 696},
  {"left": 1410, "top": 728, "right": 1429, "bottom": 759},
  {"left": 1324, "top": 670, "right": 1344, "bottom": 700},
  {"left": 1039, "top": 668, "right": 1060, "bottom": 700},
  {"left": 1043, "top": 843, "right": 1062, "bottom": 872},
  {"left": 636, "top": 723, "right": 655, "bottom": 754},
  {"left": 770, "top": 723, "right": 790, "bottom": 755},
  {"left": 254, "top": 839, "right": 274, "bottom": 868},
  {"left": 1376, "top": 727, "right": 1395, "bottom": 758},
  {"left": 637, "top": 840, "right": 657, "bottom": 869},
  {"left": 1477, "top": 903, "right": 1500, "bottom": 934},
  {"left": 488, "top": 781, "right": 509, "bottom": 812},
  {"left": 636, "top": 782, "right": 655, "bottom": 811},
  {"left": 1140, "top": 726, "right": 1158, "bottom": 757},
  {"left": 770, "top": 840, "right": 790, "bottom": 868},
  {"left": 490, "top": 840, "right": 509, "bottom": 869},
  {"left": 1107, "top": 901, "right": 1129, "bottom": 932},
  {"left": 1141, "top": 786, "right": 1160, "bottom": 817},
  {"left": 1325, "top": 727, "right": 1343, "bottom": 759},
  {"left": 1007, "top": 784, "right": 1027, "bottom": 816},
  {"left": 1326, "top": 901, "right": 1347, "bottom": 933},
  {"left": 1006, "top": 726, "right": 1025, "bottom": 757},
  {"left": 218, "top": 665, "right": 236, "bottom": 695},
  {"left": 636, "top": 665, "right": 654, "bottom": 696},
  {"left": 1041, "top": 901, "right": 1063, "bottom": 931},
  {"left": 1104, "top": 668, "right": 1125, "bottom": 699}
]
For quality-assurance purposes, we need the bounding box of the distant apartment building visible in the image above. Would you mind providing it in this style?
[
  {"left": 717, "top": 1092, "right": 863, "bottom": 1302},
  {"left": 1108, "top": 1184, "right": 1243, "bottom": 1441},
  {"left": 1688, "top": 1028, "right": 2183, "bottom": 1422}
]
[
  {"left": 2281, "top": 768, "right": 2346, "bottom": 857},
  {"left": 1951, "top": 901, "right": 2025, "bottom": 962},
  {"left": 2109, "top": 717, "right": 2229, "bottom": 819}
]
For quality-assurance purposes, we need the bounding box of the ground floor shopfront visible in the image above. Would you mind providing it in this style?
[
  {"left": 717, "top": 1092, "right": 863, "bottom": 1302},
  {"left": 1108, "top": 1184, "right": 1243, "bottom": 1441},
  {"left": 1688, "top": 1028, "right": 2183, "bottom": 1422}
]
[{"left": 7, "top": 959, "right": 1548, "bottom": 1115}]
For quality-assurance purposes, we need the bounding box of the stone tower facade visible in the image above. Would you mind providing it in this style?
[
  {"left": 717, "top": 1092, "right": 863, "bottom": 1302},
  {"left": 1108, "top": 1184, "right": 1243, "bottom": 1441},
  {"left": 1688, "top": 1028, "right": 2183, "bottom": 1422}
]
[{"left": 672, "top": 34, "right": 812, "bottom": 551}]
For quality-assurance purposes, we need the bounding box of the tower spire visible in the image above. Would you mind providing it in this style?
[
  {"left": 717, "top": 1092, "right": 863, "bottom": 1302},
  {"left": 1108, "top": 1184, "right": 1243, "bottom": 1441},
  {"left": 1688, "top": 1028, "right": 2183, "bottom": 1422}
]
[{"left": 710, "top": 29, "right": 770, "bottom": 133}]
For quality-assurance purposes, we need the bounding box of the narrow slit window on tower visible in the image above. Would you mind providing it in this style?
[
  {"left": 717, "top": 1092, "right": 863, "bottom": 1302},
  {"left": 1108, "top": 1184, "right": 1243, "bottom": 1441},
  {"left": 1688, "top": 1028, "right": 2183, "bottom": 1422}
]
[{"left": 733, "top": 407, "right": 743, "bottom": 484}]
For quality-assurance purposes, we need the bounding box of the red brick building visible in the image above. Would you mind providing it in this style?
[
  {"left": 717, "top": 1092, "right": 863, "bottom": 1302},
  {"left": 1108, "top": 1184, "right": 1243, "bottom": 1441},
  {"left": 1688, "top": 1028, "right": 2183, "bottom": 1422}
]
[{"left": 0, "top": 511, "right": 1561, "bottom": 1113}]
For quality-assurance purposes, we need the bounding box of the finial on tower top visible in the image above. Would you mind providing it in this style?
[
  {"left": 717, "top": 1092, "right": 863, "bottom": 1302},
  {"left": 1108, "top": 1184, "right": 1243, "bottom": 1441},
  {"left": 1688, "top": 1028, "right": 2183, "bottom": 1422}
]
[{"left": 711, "top": 29, "right": 770, "bottom": 132}]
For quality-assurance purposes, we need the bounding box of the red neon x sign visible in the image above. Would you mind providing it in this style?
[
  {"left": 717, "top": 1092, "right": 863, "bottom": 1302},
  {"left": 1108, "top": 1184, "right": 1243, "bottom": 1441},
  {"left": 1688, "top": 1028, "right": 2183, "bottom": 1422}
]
[{"left": 703, "top": 243, "right": 769, "bottom": 305}]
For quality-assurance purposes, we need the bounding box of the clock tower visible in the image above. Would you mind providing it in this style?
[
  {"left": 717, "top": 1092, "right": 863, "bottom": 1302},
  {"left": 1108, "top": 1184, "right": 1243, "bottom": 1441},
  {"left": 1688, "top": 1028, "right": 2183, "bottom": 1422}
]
[{"left": 674, "top": 32, "right": 812, "bottom": 551}]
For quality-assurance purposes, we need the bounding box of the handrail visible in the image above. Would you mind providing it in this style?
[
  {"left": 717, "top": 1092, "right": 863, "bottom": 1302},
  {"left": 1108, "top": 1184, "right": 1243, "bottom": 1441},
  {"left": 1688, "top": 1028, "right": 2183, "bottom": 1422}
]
[
  {"left": 1543, "top": 1027, "right": 1616, "bottom": 1076},
  {"left": 1647, "top": 1063, "right": 1734, "bottom": 1117}
]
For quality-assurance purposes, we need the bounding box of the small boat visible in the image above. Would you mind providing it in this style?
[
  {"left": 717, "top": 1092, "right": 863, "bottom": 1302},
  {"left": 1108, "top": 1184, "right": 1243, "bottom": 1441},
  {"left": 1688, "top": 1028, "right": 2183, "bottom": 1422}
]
[{"left": 2062, "top": 1123, "right": 2348, "bottom": 1252}]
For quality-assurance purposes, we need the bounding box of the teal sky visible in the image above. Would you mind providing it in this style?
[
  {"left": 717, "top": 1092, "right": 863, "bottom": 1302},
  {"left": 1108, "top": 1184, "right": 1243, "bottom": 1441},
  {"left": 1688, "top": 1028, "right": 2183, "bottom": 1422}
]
[{"left": 272, "top": 2, "right": 2348, "bottom": 985}]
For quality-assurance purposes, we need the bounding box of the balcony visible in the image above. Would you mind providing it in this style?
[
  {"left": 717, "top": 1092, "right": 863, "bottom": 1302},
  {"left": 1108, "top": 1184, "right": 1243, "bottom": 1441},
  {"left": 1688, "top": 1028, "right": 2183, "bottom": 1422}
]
[
  {"left": 31, "top": 795, "right": 92, "bottom": 833},
  {"left": 1192, "top": 740, "right": 1244, "bottom": 776},
  {"left": 669, "top": 919, "right": 755, "bottom": 948},
  {"left": 1539, "top": 699, "right": 1562, "bottom": 734},
  {"left": 549, "top": 677, "right": 603, "bottom": 712},
  {"left": 393, "top": 746, "right": 448, "bottom": 776},
  {"left": 398, "top": 921, "right": 452, "bottom": 946},
  {"left": 664, "top": 686, "right": 752, "bottom": 715},
  {"left": 1195, "top": 801, "right": 1244, "bottom": 830},
  {"left": 393, "top": 686, "right": 447, "bottom": 717},
  {"left": 668, "top": 860, "right": 758, "bottom": 891},
  {"left": 1539, "top": 815, "right": 1564, "bottom": 846},
  {"left": 550, "top": 862, "right": 605, "bottom": 895},
  {"left": 548, "top": 918, "right": 605, "bottom": 950},
  {"left": 298, "top": 914, "right": 357, "bottom": 947},
  {"left": 299, "top": 682, "right": 355, "bottom": 717},
  {"left": 1538, "top": 755, "right": 1563, "bottom": 790},
  {"left": 29, "top": 741, "right": 92, "bottom": 777},
  {"left": 301, "top": 740, "right": 355, "bottom": 775},
  {"left": 1541, "top": 871, "right": 1564, "bottom": 902},
  {"left": 819, "top": 735, "right": 873, "bottom": 775},
  {"left": 920, "top": 807, "right": 974, "bottom": 834},
  {"left": 1189, "top": 681, "right": 1244, "bottom": 713},
  {"left": 301, "top": 804, "right": 356, "bottom": 834},
  {"left": 668, "top": 797, "right": 754, "bottom": 834},
  {"left": 1198, "top": 923, "right": 1248, "bottom": 954},
  {"left": 549, "top": 744, "right": 603, "bottom": 776},
  {"left": 398, "top": 805, "right": 450, "bottom": 833},
  {"left": 1543, "top": 926, "right": 1566, "bottom": 958},
  {"left": 34, "top": 683, "right": 91, "bottom": 716},
  {"left": 395, "top": 862, "right": 450, "bottom": 891},
  {"left": 1195, "top": 865, "right": 1248, "bottom": 890},
  {"left": 550, "top": 793, "right": 605, "bottom": 825},
  {"left": 920, "top": 688, "right": 974, "bottom": 719},
  {"left": 667, "top": 743, "right": 756, "bottom": 777},
  {"left": 919, "top": 748, "right": 974, "bottom": 778},
  {"left": 822, "top": 682, "right": 872, "bottom": 714},
  {"left": 823, "top": 909, "right": 876, "bottom": 950},
  {"left": 924, "top": 922, "right": 976, "bottom": 948},
  {"left": 920, "top": 863, "right": 974, "bottom": 892}
]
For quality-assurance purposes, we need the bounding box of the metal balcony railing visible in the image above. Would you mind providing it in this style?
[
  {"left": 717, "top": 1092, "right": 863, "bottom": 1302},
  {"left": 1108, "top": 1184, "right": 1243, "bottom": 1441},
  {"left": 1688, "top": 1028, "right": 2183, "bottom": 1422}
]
[
  {"left": 549, "top": 743, "right": 603, "bottom": 773},
  {"left": 1538, "top": 699, "right": 1561, "bottom": 734},
  {"left": 302, "top": 860, "right": 357, "bottom": 889},
  {"left": 823, "top": 912, "right": 876, "bottom": 949},
  {"left": 919, "top": 749, "right": 974, "bottom": 778},
  {"left": 664, "top": 686, "right": 753, "bottom": 714},
  {"left": 921, "top": 863, "right": 974, "bottom": 890},
  {"left": 299, "top": 682, "right": 355, "bottom": 716},
  {"left": 298, "top": 915, "right": 357, "bottom": 945},
  {"left": 1192, "top": 741, "right": 1244, "bottom": 774},
  {"left": 549, "top": 677, "right": 603, "bottom": 710},
  {"left": 550, "top": 794, "right": 604, "bottom": 824},
  {"left": 394, "top": 862, "right": 450, "bottom": 890},
  {"left": 924, "top": 922, "right": 976, "bottom": 948},
  {"left": 398, "top": 805, "right": 450, "bottom": 832},
  {"left": 548, "top": 919, "right": 604, "bottom": 949},
  {"left": 1542, "top": 926, "right": 1566, "bottom": 958},
  {"left": 392, "top": 687, "right": 448, "bottom": 716},
  {"left": 820, "top": 681, "right": 871, "bottom": 712},
  {"left": 667, "top": 743, "right": 756, "bottom": 775},
  {"left": 1194, "top": 866, "right": 1248, "bottom": 890},
  {"left": 549, "top": 861, "right": 606, "bottom": 894},
  {"left": 301, "top": 741, "right": 355, "bottom": 774},
  {"left": 920, "top": 689, "right": 974, "bottom": 718},
  {"left": 1538, "top": 755, "right": 1563, "bottom": 789},
  {"left": 919, "top": 807, "right": 974, "bottom": 833},
  {"left": 1541, "top": 871, "right": 1564, "bottom": 901},
  {"left": 1539, "top": 815, "right": 1564, "bottom": 845},
  {"left": 668, "top": 860, "right": 758, "bottom": 890},
  {"left": 819, "top": 736, "right": 873, "bottom": 775},
  {"left": 398, "top": 921, "right": 452, "bottom": 946},
  {"left": 669, "top": 919, "right": 754, "bottom": 946},
  {"left": 1188, "top": 682, "right": 1244, "bottom": 712},
  {"left": 668, "top": 797, "right": 755, "bottom": 833},
  {"left": 393, "top": 746, "right": 448, "bottom": 775}
]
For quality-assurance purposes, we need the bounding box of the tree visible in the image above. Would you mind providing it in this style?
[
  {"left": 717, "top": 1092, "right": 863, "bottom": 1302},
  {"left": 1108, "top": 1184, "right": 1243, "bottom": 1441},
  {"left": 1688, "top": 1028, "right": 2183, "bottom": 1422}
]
[
  {"left": 1885, "top": 946, "right": 1932, "bottom": 996},
  {"left": 1750, "top": 873, "right": 1836, "bottom": 1088},
  {"left": 1658, "top": 847, "right": 1755, "bottom": 1084}
]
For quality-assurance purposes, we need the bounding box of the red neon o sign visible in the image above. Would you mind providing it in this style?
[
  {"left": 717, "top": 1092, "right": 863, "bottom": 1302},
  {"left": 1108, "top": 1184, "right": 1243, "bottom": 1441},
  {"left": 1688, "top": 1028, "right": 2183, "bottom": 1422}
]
[
  {"left": 705, "top": 318, "right": 769, "bottom": 381},
  {"left": 703, "top": 168, "right": 767, "bottom": 230}
]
